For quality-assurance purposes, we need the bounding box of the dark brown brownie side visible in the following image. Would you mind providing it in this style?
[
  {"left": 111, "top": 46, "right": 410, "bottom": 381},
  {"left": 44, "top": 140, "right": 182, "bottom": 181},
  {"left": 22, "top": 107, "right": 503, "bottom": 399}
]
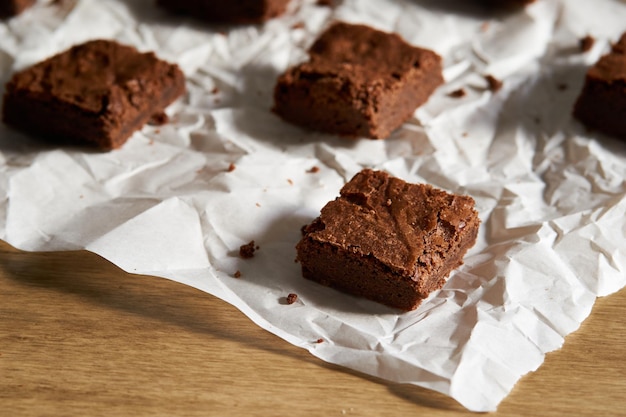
[
  {"left": 273, "top": 22, "right": 443, "bottom": 139},
  {"left": 2, "top": 40, "right": 185, "bottom": 150},
  {"left": 0, "top": 0, "right": 35, "bottom": 18},
  {"left": 296, "top": 170, "right": 480, "bottom": 311},
  {"left": 573, "top": 33, "right": 626, "bottom": 139},
  {"left": 156, "top": 0, "right": 291, "bottom": 24}
]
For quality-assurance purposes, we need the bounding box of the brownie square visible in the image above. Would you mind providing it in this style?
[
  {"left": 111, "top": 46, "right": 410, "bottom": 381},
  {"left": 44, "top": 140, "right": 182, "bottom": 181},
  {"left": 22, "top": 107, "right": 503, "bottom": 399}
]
[
  {"left": 573, "top": 33, "right": 626, "bottom": 138},
  {"left": 2, "top": 39, "right": 185, "bottom": 150},
  {"left": 156, "top": 0, "right": 291, "bottom": 24},
  {"left": 296, "top": 169, "right": 480, "bottom": 311},
  {"left": 273, "top": 22, "right": 444, "bottom": 139},
  {"left": 0, "top": 0, "right": 34, "bottom": 18}
]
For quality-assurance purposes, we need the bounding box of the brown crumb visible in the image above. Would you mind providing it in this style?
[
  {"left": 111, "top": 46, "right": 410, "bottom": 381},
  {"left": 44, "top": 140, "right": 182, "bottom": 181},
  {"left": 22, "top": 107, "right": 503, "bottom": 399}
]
[
  {"left": 233, "top": 270, "right": 242, "bottom": 278},
  {"left": 255, "top": 203, "right": 261, "bottom": 207},
  {"left": 291, "top": 21, "right": 305, "bottom": 29},
  {"left": 286, "top": 293, "right": 298, "bottom": 304},
  {"left": 239, "top": 241, "right": 256, "bottom": 258},
  {"left": 227, "top": 163, "right": 236, "bottom": 172},
  {"left": 448, "top": 88, "right": 466, "bottom": 98},
  {"left": 307, "top": 166, "right": 320, "bottom": 173},
  {"left": 287, "top": 178, "right": 293, "bottom": 185},
  {"left": 316, "top": 0, "right": 334, "bottom": 6},
  {"left": 579, "top": 35, "right": 595, "bottom": 53},
  {"left": 148, "top": 111, "right": 169, "bottom": 126},
  {"left": 485, "top": 75, "right": 503, "bottom": 92},
  {"left": 211, "top": 87, "right": 219, "bottom": 94},
  {"left": 462, "top": 132, "right": 468, "bottom": 137},
  {"left": 315, "top": 338, "right": 324, "bottom": 343}
]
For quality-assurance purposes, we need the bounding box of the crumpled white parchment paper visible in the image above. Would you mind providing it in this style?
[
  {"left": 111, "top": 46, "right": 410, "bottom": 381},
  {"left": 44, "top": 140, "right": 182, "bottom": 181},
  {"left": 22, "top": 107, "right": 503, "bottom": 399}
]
[{"left": 1, "top": 0, "right": 625, "bottom": 411}]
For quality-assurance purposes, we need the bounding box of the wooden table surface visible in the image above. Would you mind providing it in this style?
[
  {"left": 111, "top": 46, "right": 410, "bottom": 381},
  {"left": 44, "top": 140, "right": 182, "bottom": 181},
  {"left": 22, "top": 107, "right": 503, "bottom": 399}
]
[{"left": 1, "top": 239, "right": 625, "bottom": 417}]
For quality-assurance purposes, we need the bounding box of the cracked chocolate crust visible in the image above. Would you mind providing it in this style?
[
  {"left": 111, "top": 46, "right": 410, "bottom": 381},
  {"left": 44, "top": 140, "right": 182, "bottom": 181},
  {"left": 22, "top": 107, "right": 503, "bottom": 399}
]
[
  {"left": 273, "top": 22, "right": 443, "bottom": 139},
  {"left": 296, "top": 169, "right": 480, "bottom": 311},
  {"left": 2, "top": 39, "right": 185, "bottom": 150}
]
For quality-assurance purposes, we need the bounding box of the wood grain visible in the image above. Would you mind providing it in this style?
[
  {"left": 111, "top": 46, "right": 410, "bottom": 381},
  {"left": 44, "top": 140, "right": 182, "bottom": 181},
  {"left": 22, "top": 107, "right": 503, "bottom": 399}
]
[{"left": 1, "top": 239, "right": 625, "bottom": 417}]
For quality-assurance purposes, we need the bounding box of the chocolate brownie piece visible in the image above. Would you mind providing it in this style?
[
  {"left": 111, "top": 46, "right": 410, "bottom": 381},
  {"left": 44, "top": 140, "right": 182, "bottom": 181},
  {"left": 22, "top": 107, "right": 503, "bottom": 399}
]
[
  {"left": 296, "top": 169, "right": 480, "bottom": 311},
  {"left": 2, "top": 40, "right": 185, "bottom": 150},
  {"left": 573, "top": 33, "right": 626, "bottom": 138},
  {"left": 0, "top": 0, "right": 34, "bottom": 18},
  {"left": 156, "top": 0, "right": 291, "bottom": 24},
  {"left": 273, "top": 22, "right": 444, "bottom": 139}
]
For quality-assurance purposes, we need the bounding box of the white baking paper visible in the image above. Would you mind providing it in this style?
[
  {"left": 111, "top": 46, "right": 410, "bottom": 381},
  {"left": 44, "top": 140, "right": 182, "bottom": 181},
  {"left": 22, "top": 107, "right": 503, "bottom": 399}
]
[{"left": 1, "top": 0, "right": 625, "bottom": 412}]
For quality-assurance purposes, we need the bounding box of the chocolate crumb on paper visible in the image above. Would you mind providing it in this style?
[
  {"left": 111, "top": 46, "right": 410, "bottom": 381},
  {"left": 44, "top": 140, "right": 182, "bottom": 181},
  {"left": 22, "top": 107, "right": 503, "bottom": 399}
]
[
  {"left": 579, "top": 35, "right": 595, "bottom": 53},
  {"left": 448, "top": 88, "right": 466, "bottom": 98},
  {"left": 148, "top": 111, "right": 169, "bottom": 126},
  {"left": 233, "top": 270, "right": 242, "bottom": 278},
  {"left": 286, "top": 293, "right": 298, "bottom": 304},
  {"left": 307, "top": 166, "right": 320, "bottom": 173},
  {"left": 239, "top": 240, "right": 256, "bottom": 258},
  {"left": 227, "top": 162, "right": 236, "bottom": 172},
  {"left": 485, "top": 74, "right": 503, "bottom": 92}
]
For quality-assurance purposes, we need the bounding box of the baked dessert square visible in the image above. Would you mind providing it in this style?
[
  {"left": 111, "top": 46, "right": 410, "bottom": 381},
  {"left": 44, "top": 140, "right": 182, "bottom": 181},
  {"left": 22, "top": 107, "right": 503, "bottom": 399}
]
[
  {"left": 273, "top": 22, "right": 444, "bottom": 139},
  {"left": 156, "top": 0, "right": 291, "bottom": 24},
  {"left": 296, "top": 169, "right": 480, "bottom": 311},
  {"left": 573, "top": 33, "right": 626, "bottom": 138},
  {"left": 0, "top": 0, "right": 34, "bottom": 18},
  {"left": 2, "top": 39, "right": 185, "bottom": 150}
]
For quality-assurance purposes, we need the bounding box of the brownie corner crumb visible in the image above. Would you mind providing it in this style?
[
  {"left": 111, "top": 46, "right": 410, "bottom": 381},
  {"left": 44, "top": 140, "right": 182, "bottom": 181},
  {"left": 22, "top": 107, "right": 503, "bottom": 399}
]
[
  {"left": 286, "top": 293, "right": 298, "bottom": 304},
  {"left": 579, "top": 35, "right": 595, "bottom": 53},
  {"left": 448, "top": 88, "right": 466, "bottom": 98},
  {"left": 148, "top": 111, "right": 169, "bottom": 126},
  {"left": 485, "top": 74, "right": 503, "bottom": 92},
  {"left": 239, "top": 240, "right": 256, "bottom": 258}
]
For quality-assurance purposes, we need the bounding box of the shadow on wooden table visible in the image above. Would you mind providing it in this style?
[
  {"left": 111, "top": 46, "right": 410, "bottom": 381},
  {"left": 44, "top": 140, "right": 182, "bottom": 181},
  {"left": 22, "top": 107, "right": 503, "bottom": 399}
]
[{"left": 0, "top": 239, "right": 467, "bottom": 412}]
